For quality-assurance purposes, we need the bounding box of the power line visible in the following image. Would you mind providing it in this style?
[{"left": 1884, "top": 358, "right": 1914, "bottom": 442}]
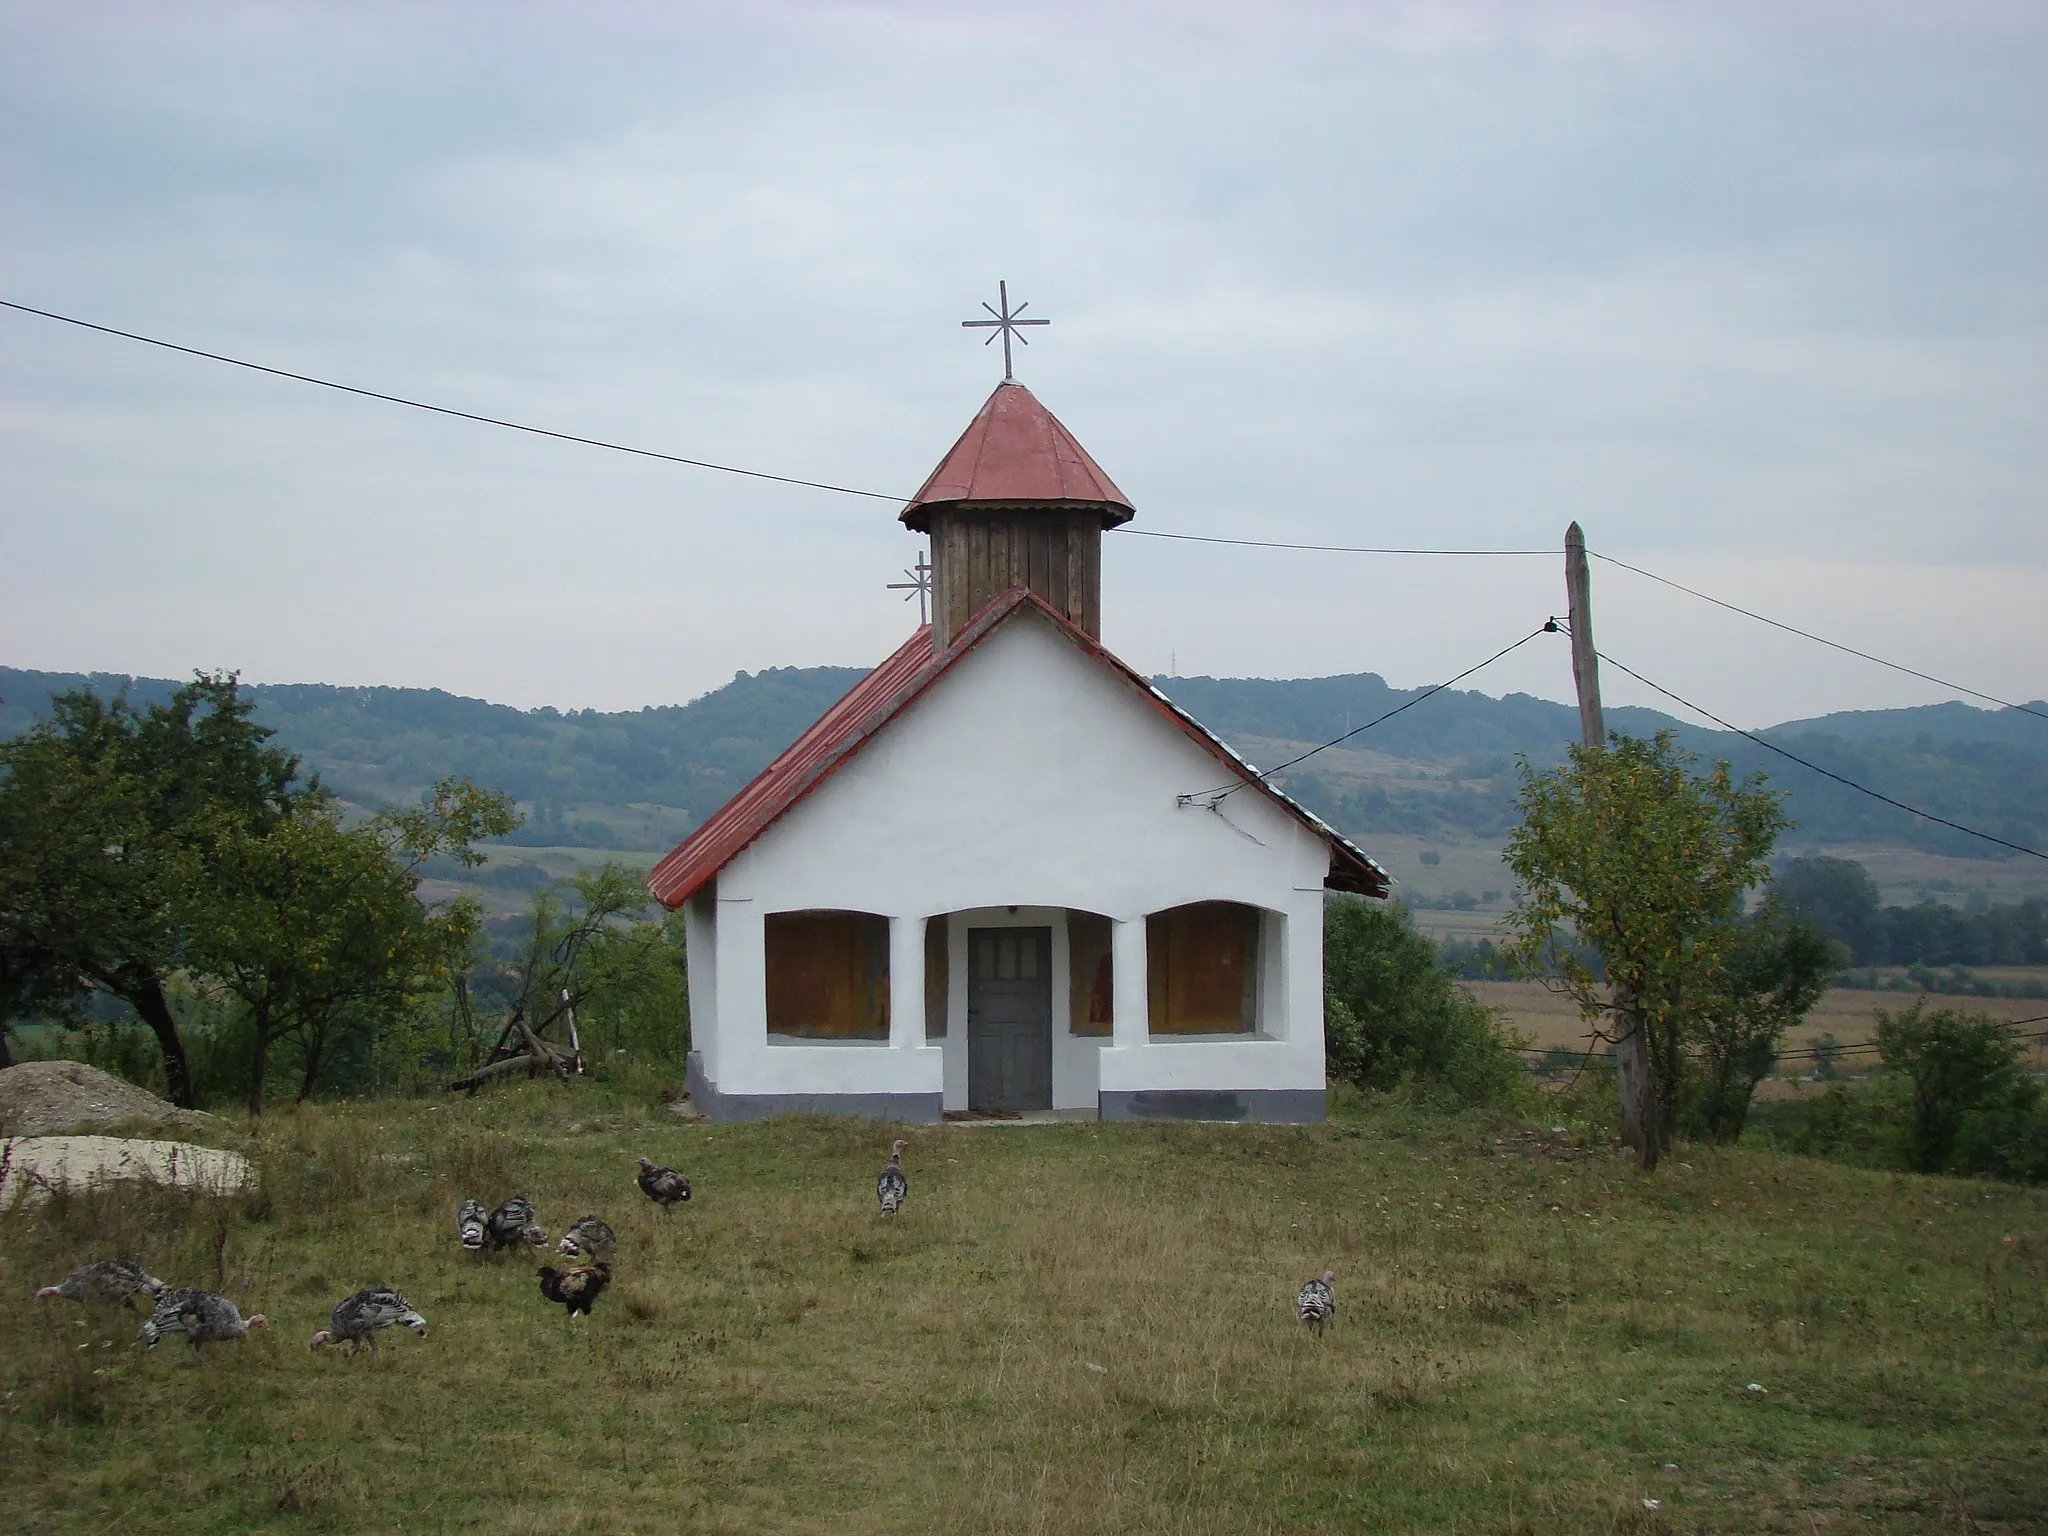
[
  {"left": 0, "top": 298, "right": 905, "bottom": 504},
  {"left": 1117, "top": 528, "right": 1550, "bottom": 557},
  {"left": 1180, "top": 622, "right": 1559, "bottom": 803},
  {"left": 1594, "top": 648, "right": 2048, "bottom": 864},
  {"left": 1591, "top": 551, "right": 2048, "bottom": 725}
]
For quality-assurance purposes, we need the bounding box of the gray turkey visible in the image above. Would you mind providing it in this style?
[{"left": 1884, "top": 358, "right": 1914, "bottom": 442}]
[
  {"left": 485, "top": 1196, "right": 547, "bottom": 1255},
  {"left": 456, "top": 1199, "right": 488, "bottom": 1253},
  {"left": 557, "top": 1214, "right": 616, "bottom": 1262},
  {"left": 537, "top": 1262, "right": 611, "bottom": 1320},
  {"left": 138, "top": 1287, "right": 269, "bottom": 1360},
  {"left": 36, "top": 1259, "right": 165, "bottom": 1311},
  {"left": 636, "top": 1158, "right": 690, "bottom": 1210},
  {"left": 876, "top": 1139, "right": 908, "bottom": 1217},
  {"left": 310, "top": 1287, "right": 427, "bottom": 1357},
  {"left": 1296, "top": 1271, "right": 1336, "bottom": 1337}
]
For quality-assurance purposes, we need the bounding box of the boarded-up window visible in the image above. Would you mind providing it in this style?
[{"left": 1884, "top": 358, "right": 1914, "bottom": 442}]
[
  {"left": 765, "top": 911, "right": 890, "bottom": 1040},
  {"left": 925, "top": 917, "right": 949, "bottom": 1040},
  {"left": 1067, "top": 912, "right": 1114, "bottom": 1037},
  {"left": 1147, "top": 902, "right": 1259, "bottom": 1035}
]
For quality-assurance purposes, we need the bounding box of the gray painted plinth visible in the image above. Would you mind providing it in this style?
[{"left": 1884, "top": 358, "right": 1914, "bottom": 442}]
[
  {"left": 685, "top": 1053, "right": 943, "bottom": 1125},
  {"left": 1098, "top": 1088, "right": 1325, "bottom": 1124}
]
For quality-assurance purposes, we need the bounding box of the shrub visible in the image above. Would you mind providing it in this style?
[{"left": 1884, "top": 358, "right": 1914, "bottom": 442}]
[
  {"left": 1879, "top": 1000, "right": 2046, "bottom": 1179},
  {"left": 1323, "top": 898, "right": 1527, "bottom": 1107}
]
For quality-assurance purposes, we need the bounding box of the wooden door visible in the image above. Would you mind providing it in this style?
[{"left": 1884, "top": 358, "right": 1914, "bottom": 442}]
[{"left": 967, "top": 927, "right": 1053, "bottom": 1112}]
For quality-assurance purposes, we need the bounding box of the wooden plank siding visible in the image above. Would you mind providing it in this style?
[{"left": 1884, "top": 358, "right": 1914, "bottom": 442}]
[{"left": 929, "top": 508, "right": 1103, "bottom": 647}]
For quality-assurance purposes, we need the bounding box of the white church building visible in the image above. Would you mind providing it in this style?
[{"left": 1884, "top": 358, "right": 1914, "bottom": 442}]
[{"left": 648, "top": 379, "right": 1388, "bottom": 1124}]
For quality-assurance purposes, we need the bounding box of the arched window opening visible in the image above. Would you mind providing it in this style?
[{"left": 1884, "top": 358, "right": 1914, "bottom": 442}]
[
  {"left": 765, "top": 910, "right": 890, "bottom": 1041},
  {"left": 1147, "top": 901, "right": 1264, "bottom": 1036}
]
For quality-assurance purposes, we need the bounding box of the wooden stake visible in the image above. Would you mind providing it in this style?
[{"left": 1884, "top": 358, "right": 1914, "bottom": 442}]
[{"left": 1565, "top": 521, "right": 1661, "bottom": 1170}]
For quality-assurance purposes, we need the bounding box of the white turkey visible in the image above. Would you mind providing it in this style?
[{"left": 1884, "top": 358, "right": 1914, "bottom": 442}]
[
  {"left": 1296, "top": 1271, "right": 1336, "bottom": 1337},
  {"left": 310, "top": 1287, "right": 427, "bottom": 1357},
  {"left": 636, "top": 1158, "right": 690, "bottom": 1210},
  {"left": 36, "top": 1259, "right": 165, "bottom": 1311},
  {"left": 557, "top": 1214, "right": 616, "bottom": 1262},
  {"left": 456, "top": 1199, "right": 488, "bottom": 1253},
  {"left": 485, "top": 1196, "right": 547, "bottom": 1255},
  {"left": 138, "top": 1288, "right": 269, "bottom": 1360},
  {"left": 876, "top": 1139, "right": 908, "bottom": 1217}
]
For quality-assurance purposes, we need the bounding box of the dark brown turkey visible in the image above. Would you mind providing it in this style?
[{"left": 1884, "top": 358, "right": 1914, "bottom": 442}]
[
  {"left": 537, "top": 1262, "right": 611, "bottom": 1320},
  {"left": 636, "top": 1158, "right": 690, "bottom": 1210},
  {"left": 310, "top": 1287, "right": 427, "bottom": 1357},
  {"left": 36, "top": 1259, "right": 165, "bottom": 1311}
]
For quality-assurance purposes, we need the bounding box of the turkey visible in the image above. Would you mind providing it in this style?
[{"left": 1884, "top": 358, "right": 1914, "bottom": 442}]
[
  {"left": 456, "top": 1199, "right": 488, "bottom": 1254},
  {"left": 557, "top": 1214, "right": 616, "bottom": 1262},
  {"left": 537, "top": 1262, "right": 611, "bottom": 1320},
  {"left": 636, "top": 1158, "right": 690, "bottom": 1210},
  {"left": 36, "top": 1259, "right": 165, "bottom": 1311},
  {"left": 138, "top": 1288, "right": 269, "bottom": 1360},
  {"left": 1296, "top": 1271, "right": 1336, "bottom": 1337},
  {"left": 876, "top": 1139, "right": 908, "bottom": 1217},
  {"left": 485, "top": 1197, "right": 547, "bottom": 1255},
  {"left": 310, "top": 1287, "right": 427, "bottom": 1357}
]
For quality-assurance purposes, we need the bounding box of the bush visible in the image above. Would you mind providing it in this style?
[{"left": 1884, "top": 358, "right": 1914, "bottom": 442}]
[
  {"left": 1791, "top": 1002, "right": 2047, "bottom": 1183},
  {"left": 1323, "top": 898, "right": 1527, "bottom": 1107}
]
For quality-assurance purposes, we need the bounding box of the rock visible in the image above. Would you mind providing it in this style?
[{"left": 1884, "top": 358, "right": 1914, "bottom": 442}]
[
  {"left": 0, "top": 1135, "right": 251, "bottom": 1204},
  {"left": 0, "top": 1060, "right": 214, "bottom": 1138}
]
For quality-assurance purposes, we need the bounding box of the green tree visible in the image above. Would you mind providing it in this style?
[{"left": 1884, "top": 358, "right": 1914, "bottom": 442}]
[
  {"left": 1877, "top": 1000, "right": 2045, "bottom": 1178},
  {"left": 185, "top": 779, "right": 515, "bottom": 1114},
  {"left": 1322, "top": 897, "right": 1526, "bottom": 1106},
  {"left": 1774, "top": 856, "right": 1886, "bottom": 965},
  {"left": 0, "top": 675, "right": 306, "bottom": 1105},
  {"left": 1503, "top": 731, "right": 1786, "bottom": 1170},
  {"left": 1685, "top": 900, "right": 1835, "bottom": 1143}
]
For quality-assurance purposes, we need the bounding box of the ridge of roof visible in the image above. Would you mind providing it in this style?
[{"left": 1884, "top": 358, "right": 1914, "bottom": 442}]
[
  {"left": 900, "top": 381, "right": 1135, "bottom": 532},
  {"left": 645, "top": 589, "right": 1388, "bottom": 909}
]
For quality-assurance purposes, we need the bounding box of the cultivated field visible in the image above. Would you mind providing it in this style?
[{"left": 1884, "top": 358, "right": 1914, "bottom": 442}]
[{"left": 4, "top": 1079, "right": 2043, "bottom": 1533}]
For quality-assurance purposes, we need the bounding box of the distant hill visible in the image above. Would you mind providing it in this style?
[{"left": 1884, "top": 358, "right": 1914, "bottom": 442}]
[{"left": 3, "top": 663, "right": 2044, "bottom": 864}]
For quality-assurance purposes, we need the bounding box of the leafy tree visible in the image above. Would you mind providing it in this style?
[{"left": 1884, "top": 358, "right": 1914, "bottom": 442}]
[
  {"left": 1877, "top": 1001, "right": 2046, "bottom": 1178},
  {"left": 1322, "top": 898, "right": 1526, "bottom": 1106},
  {"left": 1503, "top": 731, "right": 1786, "bottom": 1170},
  {"left": 1684, "top": 900, "right": 1835, "bottom": 1143},
  {"left": 0, "top": 675, "right": 306, "bottom": 1105},
  {"left": 184, "top": 778, "right": 515, "bottom": 1114},
  {"left": 1774, "top": 857, "right": 1886, "bottom": 964}
]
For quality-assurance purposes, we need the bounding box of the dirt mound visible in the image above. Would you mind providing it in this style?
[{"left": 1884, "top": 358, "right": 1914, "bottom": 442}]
[{"left": 0, "top": 1060, "right": 213, "bottom": 1138}]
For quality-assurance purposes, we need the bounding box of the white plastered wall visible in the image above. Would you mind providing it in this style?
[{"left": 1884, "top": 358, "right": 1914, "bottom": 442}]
[{"left": 698, "top": 609, "right": 1334, "bottom": 1104}]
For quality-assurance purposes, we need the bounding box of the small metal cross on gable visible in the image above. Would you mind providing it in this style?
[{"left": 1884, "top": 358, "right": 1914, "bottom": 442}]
[
  {"left": 961, "top": 280, "right": 1049, "bottom": 382},
  {"left": 887, "top": 552, "right": 932, "bottom": 626}
]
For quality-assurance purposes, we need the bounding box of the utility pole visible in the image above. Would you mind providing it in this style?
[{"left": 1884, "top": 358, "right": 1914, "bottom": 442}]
[{"left": 1565, "top": 521, "right": 1660, "bottom": 1170}]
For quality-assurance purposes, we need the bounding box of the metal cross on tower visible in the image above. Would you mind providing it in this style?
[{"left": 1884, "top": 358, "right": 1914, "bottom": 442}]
[
  {"left": 960, "top": 280, "right": 1049, "bottom": 382},
  {"left": 887, "top": 552, "right": 932, "bottom": 625}
]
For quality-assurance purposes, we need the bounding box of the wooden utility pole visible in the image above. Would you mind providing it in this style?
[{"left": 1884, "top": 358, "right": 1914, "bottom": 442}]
[{"left": 1565, "top": 522, "right": 1661, "bottom": 1169}]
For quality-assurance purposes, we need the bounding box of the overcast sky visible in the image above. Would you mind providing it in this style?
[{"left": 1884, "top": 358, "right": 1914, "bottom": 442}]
[{"left": 3, "top": 2, "right": 2043, "bottom": 728}]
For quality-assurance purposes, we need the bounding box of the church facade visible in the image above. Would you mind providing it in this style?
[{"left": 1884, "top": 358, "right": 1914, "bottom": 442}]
[{"left": 648, "top": 381, "right": 1387, "bottom": 1123}]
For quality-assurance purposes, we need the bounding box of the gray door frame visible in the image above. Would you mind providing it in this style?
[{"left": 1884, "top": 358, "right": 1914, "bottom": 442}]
[{"left": 966, "top": 926, "right": 1054, "bottom": 1112}]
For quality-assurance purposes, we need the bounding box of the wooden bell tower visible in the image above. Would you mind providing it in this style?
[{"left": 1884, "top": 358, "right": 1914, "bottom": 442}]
[{"left": 900, "top": 381, "right": 1135, "bottom": 649}]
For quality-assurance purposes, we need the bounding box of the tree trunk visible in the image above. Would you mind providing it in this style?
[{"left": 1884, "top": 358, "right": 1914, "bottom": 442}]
[
  {"left": 1613, "top": 999, "right": 1663, "bottom": 1170},
  {"left": 0, "top": 1025, "right": 13, "bottom": 1069},
  {"left": 247, "top": 1002, "right": 270, "bottom": 1119},
  {"left": 114, "top": 966, "right": 196, "bottom": 1109}
]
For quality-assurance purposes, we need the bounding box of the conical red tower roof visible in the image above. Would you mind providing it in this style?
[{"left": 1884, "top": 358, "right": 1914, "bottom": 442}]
[{"left": 899, "top": 381, "right": 1134, "bottom": 533}]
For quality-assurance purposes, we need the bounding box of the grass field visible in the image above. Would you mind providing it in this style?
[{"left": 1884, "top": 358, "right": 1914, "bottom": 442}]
[{"left": 5, "top": 1078, "right": 2044, "bottom": 1533}]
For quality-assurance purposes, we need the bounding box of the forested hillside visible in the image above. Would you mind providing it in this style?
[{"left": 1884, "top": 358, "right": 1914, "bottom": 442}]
[{"left": 3, "top": 664, "right": 2044, "bottom": 863}]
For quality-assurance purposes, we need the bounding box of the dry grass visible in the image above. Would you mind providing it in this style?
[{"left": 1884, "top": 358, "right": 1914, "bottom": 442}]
[{"left": 3, "top": 1080, "right": 2043, "bottom": 1533}]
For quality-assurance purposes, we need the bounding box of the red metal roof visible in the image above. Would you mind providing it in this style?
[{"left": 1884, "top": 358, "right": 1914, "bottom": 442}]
[
  {"left": 646, "top": 590, "right": 1388, "bottom": 910},
  {"left": 900, "top": 381, "right": 1135, "bottom": 532}
]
